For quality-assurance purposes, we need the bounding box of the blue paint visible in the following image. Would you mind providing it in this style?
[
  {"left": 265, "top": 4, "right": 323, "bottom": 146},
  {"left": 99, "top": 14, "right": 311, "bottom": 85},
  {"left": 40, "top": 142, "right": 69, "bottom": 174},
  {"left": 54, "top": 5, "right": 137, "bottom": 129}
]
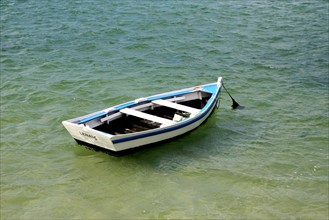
[
  {"left": 202, "top": 84, "right": 218, "bottom": 94},
  {"left": 114, "top": 101, "right": 137, "bottom": 110},
  {"left": 147, "top": 90, "right": 193, "bottom": 101},
  {"left": 79, "top": 112, "right": 106, "bottom": 124}
]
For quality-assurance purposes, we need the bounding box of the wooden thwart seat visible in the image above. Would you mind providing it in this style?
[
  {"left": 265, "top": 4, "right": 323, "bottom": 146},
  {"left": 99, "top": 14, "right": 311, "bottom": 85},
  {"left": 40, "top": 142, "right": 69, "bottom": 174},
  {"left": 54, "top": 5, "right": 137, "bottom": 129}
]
[
  {"left": 152, "top": 99, "right": 200, "bottom": 115},
  {"left": 120, "top": 108, "right": 174, "bottom": 125}
]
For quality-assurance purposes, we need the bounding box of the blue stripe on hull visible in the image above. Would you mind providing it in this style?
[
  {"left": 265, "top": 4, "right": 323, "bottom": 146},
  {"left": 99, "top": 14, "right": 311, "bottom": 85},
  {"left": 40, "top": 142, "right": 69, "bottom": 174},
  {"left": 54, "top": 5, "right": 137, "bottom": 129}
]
[{"left": 79, "top": 112, "right": 107, "bottom": 124}]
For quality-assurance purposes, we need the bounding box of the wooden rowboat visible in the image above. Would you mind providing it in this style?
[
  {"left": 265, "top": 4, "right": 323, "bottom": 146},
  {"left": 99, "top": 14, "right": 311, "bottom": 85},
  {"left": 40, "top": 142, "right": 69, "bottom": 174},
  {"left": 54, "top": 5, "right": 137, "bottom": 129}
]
[{"left": 62, "top": 77, "right": 223, "bottom": 155}]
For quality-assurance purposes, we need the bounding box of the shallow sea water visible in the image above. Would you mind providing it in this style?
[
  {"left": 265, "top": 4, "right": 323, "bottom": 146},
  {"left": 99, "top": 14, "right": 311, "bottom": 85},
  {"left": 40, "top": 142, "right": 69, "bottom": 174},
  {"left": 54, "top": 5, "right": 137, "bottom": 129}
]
[{"left": 1, "top": 0, "right": 328, "bottom": 219}]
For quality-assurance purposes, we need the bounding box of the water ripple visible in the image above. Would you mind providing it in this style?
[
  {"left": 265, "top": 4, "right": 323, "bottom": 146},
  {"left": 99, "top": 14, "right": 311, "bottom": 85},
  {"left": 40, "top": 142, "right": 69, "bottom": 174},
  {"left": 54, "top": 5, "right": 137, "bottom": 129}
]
[{"left": 1, "top": 0, "right": 328, "bottom": 219}]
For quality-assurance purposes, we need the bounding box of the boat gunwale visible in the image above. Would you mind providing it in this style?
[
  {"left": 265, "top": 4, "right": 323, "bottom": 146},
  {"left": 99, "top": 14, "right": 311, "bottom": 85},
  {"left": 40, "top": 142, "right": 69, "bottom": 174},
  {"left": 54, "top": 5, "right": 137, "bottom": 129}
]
[{"left": 75, "top": 82, "right": 219, "bottom": 124}]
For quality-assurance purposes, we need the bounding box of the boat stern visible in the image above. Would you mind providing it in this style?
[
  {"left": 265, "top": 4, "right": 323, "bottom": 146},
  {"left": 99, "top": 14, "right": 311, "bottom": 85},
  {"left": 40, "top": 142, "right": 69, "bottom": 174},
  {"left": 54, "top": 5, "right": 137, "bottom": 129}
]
[{"left": 62, "top": 120, "right": 117, "bottom": 152}]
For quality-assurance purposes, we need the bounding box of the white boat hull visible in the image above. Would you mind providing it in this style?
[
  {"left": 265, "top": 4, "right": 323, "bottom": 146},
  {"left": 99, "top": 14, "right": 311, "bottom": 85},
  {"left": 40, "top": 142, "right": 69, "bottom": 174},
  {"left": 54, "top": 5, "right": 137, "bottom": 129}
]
[{"left": 62, "top": 77, "right": 222, "bottom": 155}]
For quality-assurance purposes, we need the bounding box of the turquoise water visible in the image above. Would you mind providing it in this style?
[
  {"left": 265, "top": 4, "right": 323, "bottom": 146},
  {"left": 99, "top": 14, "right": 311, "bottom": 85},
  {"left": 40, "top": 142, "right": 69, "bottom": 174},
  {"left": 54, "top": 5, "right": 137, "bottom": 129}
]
[{"left": 1, "top": 0, "right": 328, "bottom": 219}]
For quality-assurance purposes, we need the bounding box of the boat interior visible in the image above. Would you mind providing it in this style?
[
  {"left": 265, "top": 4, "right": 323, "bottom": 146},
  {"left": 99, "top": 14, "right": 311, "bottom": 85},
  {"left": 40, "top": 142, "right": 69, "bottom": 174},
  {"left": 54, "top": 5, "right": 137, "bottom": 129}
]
[{"left": 91, "top": 90, "right": 212, "bottom": 135}]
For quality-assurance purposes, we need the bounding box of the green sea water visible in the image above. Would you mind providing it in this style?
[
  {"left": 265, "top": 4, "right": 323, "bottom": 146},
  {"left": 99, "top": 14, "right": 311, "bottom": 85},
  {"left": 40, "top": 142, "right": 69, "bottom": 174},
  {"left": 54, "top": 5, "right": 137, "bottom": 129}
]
[{"left": 1, "top": 0, "right": 328, "bottom": 219}]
